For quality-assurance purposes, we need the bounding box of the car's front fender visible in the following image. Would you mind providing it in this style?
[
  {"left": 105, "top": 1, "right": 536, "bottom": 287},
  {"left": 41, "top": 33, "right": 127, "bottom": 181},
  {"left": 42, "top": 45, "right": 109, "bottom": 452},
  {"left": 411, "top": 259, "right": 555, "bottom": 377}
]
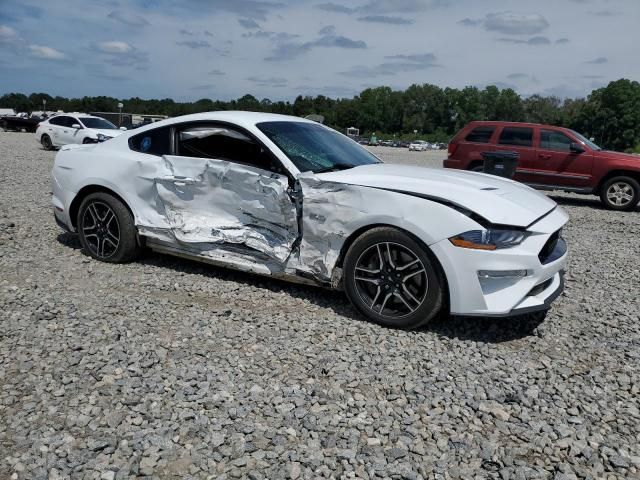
[{"left": 293, "top": 176, "right": 480, "bottom": 282}]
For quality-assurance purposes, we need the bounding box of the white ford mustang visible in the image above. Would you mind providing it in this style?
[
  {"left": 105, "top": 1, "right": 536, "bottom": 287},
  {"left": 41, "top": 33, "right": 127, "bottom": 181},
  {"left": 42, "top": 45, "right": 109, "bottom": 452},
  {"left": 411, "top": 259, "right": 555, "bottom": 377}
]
[{"left": 52, "top": 111, "right": 568, "bottom": 328}]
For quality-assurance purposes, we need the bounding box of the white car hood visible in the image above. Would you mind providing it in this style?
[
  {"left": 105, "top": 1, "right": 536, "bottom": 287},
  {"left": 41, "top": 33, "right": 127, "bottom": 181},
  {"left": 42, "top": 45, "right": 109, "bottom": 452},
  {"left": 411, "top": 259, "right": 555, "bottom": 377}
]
[{"left": 315, "top": 163, "right": 557, "bottom": 227}]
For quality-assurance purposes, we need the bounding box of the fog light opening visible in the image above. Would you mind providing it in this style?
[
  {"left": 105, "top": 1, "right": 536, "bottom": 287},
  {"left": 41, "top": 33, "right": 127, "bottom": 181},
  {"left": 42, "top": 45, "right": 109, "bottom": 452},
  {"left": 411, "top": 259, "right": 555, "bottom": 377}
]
[{"left": 478, "top": 269, "right": 529, "bottom": 279}]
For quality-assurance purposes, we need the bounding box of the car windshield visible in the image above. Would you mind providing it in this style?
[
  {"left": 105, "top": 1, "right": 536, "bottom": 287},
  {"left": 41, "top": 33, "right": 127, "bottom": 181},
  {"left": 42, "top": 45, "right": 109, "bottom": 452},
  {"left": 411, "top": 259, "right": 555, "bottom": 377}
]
[
  {"left": 257, "top": 121, "right": 381, "bottom": 173},
  {"left": 570, "top": 130, "right": 602, "bottom": 151},
  {"left": 79, "top": 117, "right": 117, "bottom": 129}
]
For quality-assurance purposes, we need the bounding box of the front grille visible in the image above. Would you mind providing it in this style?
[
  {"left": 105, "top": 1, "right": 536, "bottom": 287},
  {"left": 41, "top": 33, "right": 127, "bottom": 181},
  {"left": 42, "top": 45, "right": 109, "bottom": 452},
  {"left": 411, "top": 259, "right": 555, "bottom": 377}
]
[{"left": 538, "top": 229, "right": 566, "bottom": 265}]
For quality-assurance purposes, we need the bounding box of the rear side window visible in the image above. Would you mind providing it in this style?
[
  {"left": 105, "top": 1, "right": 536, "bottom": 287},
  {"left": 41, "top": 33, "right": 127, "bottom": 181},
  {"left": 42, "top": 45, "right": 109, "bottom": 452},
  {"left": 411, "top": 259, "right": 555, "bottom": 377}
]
[
  {"left": 129, "top": 127, "right": 172, "bottom": 156},
  {"left": 498, "top": 127, "right": 533, "bottom": 147},
  {"left": 49, "top": 116, "right": 69, "bottom": 126},
  {"left": 465, "top": 126, "right": 495, "bottom": 143},
  {"left": 540, "top": 130, "right": 572, "bottom": 152}
]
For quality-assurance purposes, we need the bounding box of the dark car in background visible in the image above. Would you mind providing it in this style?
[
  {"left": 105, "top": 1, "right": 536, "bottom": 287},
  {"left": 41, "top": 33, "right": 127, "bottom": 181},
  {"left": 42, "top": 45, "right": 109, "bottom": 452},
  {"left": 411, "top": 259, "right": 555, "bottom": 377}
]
[{"left": 444, "top": 121, "right": 640, "bottom": 211}]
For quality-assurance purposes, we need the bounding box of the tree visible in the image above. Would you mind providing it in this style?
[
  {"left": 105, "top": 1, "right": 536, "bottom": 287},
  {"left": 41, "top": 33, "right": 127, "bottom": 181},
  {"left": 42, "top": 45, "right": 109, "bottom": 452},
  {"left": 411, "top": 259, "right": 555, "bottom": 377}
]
[
  {"left": 523, "top": 95, "right": 563, "bottom": 125},
  {"left": 2, "top": 79, "right": 637, "bottom": 149},
  {"left": 571, "top": 79, "right": 640, "bottom": 150}
]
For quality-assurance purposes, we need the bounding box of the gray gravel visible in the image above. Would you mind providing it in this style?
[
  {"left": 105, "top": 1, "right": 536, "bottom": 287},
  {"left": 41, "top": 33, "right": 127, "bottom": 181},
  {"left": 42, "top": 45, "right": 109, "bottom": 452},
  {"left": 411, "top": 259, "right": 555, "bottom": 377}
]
[{"left": 1, "top": 131, "right": 639, "bottom": 479}]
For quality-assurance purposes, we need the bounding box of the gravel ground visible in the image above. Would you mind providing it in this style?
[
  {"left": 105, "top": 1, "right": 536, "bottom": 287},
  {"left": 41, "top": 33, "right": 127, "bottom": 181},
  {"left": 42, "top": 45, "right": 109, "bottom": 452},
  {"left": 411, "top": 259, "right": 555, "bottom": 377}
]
[
  {"left": 1, "top": 131, "right": 639, "bottom": 480},
  {"left": 366, "top": 147, "right": 447, "bottom": 168}
]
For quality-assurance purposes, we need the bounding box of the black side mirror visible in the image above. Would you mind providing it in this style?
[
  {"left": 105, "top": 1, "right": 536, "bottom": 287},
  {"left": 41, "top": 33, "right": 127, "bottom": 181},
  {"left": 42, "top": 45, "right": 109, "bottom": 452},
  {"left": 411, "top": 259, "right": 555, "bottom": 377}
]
[{"left": 570, "top": 142, "right": 585, "bottom": 154}]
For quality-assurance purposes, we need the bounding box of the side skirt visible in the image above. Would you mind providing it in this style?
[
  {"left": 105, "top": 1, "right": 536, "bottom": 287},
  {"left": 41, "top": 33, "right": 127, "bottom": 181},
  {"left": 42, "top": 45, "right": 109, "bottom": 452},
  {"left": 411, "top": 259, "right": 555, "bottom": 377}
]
[{"left": 145, "top": 238, "right": 329, "bottom": 289}]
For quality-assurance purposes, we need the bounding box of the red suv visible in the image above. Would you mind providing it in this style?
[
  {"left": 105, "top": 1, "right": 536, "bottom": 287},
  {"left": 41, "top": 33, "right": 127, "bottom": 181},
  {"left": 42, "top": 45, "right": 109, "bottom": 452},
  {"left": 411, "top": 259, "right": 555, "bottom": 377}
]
[{"left": 444, "top": 121, "right": 640, "bottom": 211}]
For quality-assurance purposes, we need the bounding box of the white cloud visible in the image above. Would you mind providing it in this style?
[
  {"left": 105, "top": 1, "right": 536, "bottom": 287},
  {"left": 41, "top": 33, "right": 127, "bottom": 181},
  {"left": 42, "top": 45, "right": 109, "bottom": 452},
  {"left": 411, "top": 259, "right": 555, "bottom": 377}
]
[
  {"left": 484, "top": 12, "right": 549, "bottom": 35},
  {"left": 0, "top": 25, "right": 18, "bottom": 43},
  {"left": 95, "top": 41, "right": 133, "bottom": 54},
  {"left": 0, "top": 25, "right": 17, "bottom": 36},
  {"left": 28, "top": 45, "right": 66, "bottom": 60}
]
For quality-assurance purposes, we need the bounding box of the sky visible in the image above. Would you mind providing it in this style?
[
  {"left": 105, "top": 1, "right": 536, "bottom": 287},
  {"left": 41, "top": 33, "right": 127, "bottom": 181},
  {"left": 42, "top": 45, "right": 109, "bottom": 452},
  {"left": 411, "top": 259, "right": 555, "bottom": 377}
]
[{"left": 0, "top": 0, "right": 638, "bottom": 101}]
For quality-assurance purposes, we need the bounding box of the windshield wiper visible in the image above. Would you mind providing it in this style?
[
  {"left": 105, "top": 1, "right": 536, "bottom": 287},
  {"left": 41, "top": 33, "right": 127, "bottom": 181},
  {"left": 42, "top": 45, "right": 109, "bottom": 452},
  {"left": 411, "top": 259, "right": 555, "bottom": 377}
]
[{"left": 314, "top": 163, "right": 356, "bottom": 173}]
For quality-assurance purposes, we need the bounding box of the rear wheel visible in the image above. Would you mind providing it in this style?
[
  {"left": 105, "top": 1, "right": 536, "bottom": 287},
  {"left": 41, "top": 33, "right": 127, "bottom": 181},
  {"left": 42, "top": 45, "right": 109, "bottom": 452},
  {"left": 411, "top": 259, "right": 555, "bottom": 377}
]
[
  {"left": 470, "top": 164, "right": 484, "bottom": 172},
  {"left": 343, "top": 227, "right": 444, "bottom": 329},
  {"left": 41, "top": 134, "right": 53, "bottom": 150},
  {"left": 599, "top": 176, "right": 640, "bottom": 211},
  {"left": 77, "top": 192, "right": 141, "bottom": 263}
]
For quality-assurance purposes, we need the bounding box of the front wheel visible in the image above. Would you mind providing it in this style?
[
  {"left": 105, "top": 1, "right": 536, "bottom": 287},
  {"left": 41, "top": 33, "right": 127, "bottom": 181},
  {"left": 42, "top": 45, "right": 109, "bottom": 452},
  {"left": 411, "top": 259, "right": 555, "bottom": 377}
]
[
  {"left": 343, "top": 227, "right": 444, "bottom": 329},
  {"left": 41, "top": 134, "right": 53, "bottom": 150},
  {"left": 77, "top": 192, "right": 141, "bottom": 263},
  {"left": 599, "top": 176, "right": 640, "bottom": 211}
]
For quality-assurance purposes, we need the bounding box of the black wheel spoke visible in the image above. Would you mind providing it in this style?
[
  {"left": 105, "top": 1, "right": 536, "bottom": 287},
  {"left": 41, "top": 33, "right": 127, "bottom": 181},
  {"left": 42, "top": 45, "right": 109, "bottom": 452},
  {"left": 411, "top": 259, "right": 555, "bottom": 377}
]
[
  {"left": 393, "top": 291, "right": 416, "bottom": 313},
  {"left": 370, "top": 286, "right": 381, "bottom": 310},
  {"left": 378, "top": 292, "right": 393, "bottom": 313},
  {"left": 385, "top": 243, "right": 395, "bottom": 268}
]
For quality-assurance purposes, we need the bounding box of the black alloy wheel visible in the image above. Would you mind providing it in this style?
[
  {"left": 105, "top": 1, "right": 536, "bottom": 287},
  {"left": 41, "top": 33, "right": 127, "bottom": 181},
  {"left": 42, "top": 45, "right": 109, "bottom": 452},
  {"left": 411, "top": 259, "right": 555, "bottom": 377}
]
[
  {"left": 343, "top": 227, "right": 444, "bottom": 329},
  {"left": 41, "top": 134, "right": 53, "bottom": 150},
  {"left": 77, "top": 192, "right": 141, "bottom": 263}
]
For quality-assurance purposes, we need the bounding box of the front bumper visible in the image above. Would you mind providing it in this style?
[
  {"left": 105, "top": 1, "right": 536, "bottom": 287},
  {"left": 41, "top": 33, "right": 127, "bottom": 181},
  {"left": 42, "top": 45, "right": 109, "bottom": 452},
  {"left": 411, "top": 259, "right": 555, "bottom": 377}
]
[{"left": 430, "top": 207, "right": 569, "bottom": 317}]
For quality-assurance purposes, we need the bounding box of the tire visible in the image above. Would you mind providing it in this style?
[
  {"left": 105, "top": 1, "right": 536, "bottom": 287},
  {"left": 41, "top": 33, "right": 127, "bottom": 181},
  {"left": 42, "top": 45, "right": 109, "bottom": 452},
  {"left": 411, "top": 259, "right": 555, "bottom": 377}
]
[
  {"left": 470, "top": 164, "right": 484, "bottom": 172},
  {"left": 599, "top": 176, "right": 640, "bottom": 211},
  {"left": 77, "top": 192, "right": 141, "bottom": 263},
  {"left": 343, "top": 227, "right": 444, "bottom": 329},
  {"left": 41, "top": 134, "right": 53, "bottom": 150},
  {"left": 82, "top": 137, "right": 93, "bottom": 144}
]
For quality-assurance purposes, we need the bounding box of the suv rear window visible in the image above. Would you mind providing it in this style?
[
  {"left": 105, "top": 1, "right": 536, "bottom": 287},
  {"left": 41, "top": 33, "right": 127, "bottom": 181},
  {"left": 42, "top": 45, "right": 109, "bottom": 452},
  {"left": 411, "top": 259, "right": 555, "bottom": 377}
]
[
  {"left": 498, "top": 127, "right": 533, "bottom": 147},
  {"left": 465, "top": 126, "right": 495, "bottom": 143}
]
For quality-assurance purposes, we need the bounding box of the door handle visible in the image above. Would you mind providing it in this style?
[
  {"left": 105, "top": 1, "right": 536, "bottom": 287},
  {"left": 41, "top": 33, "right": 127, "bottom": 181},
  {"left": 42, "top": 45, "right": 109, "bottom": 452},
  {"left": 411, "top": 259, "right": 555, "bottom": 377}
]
[{"left": 539, "top": 154, "right": 552, "bottom": 160}]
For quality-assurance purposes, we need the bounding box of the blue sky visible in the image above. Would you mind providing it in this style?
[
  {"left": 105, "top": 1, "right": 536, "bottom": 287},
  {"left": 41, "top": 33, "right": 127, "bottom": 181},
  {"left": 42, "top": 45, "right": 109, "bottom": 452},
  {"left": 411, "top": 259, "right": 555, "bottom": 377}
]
[{"left": 0, "top": 0, "right": 638, "bottom": 101}]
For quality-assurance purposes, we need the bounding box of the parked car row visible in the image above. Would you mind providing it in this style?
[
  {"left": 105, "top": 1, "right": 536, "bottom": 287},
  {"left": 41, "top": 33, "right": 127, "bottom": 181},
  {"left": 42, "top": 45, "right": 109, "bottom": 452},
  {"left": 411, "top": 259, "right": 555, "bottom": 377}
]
[
  {"left": 409, "top": 140, "right": 446, "bottom": 151},
  {"left": 444, "top": 120, "right": 640, "bottom": 211},
  {"left": 355, "top": 138, "right": 446, "bottom": 150}
]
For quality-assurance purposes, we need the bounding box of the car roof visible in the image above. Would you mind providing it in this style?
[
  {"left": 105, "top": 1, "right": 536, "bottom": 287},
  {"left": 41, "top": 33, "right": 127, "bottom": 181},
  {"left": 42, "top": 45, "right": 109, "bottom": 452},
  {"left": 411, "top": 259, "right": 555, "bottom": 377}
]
[
  {"left": 467, "top": 120, "right": 569, "bottom": 129},
  {"left": 132, "top": 111, "right": 317, "bottom": 133}
]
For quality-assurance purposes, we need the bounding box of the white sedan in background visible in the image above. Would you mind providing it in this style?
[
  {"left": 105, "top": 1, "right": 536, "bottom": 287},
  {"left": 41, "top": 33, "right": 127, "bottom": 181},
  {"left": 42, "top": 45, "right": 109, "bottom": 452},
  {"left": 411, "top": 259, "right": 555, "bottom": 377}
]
[
  {"left": 409, "top": 140, "right": 430, "bottom": 151},
  {"left": 36, "top": 114, "right": 126, "bottom": 150},
  {"left": 51, "top": 111, "right": 568, "bottom": 328}
]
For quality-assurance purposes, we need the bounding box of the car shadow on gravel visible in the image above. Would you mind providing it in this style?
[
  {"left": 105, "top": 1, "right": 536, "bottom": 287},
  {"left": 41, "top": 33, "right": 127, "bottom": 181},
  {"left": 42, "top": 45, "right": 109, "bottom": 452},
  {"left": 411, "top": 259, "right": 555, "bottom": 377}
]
[
  {"left": 57, "top": 233, "right": 546, "bottom": 343},
  {"left": 548, "top": 194, "right": 640, "bottom": 212},
  {"left": 426, "top": 311, "right": 546, "bottom": 343},
  {"left": 57, "top": 232, "right": 82, "bottom": 249},
  {"left": 131, "top": 252, "right": 549, "bottom": 343}
]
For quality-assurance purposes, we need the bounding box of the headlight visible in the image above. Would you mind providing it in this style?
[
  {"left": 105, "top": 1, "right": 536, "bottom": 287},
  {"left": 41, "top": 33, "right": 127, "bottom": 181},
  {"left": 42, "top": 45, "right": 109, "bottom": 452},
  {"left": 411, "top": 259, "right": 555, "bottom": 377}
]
[
  {"left": 449, "top": 229, "right": 527, "bottom": 250},
  {"left": 97, "top": 134, "right": 112, "bottom": 142}
]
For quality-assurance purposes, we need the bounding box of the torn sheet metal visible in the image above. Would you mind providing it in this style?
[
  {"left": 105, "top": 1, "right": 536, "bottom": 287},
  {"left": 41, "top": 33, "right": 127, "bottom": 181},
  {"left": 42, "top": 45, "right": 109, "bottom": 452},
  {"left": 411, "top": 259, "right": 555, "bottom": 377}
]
[
  {"left": 152, "top": 155, "right": 299, "bottom": 264},
  {"left": 286, "top": 175, "right": 366, "bottom": 282}
]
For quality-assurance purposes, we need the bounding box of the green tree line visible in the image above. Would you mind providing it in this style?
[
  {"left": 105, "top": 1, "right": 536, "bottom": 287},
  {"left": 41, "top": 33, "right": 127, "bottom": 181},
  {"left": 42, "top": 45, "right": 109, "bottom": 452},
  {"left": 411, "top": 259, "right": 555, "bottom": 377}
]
[{"left": 2, "top": 78, "right": 639, "bottom": 151}]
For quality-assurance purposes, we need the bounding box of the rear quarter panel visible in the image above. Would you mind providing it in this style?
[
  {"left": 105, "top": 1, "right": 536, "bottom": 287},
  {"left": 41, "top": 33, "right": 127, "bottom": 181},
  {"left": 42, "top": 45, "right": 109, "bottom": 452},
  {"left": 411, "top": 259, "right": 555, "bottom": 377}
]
[{"left": 53, "top": 141, "right": 169, "bottom": 230}]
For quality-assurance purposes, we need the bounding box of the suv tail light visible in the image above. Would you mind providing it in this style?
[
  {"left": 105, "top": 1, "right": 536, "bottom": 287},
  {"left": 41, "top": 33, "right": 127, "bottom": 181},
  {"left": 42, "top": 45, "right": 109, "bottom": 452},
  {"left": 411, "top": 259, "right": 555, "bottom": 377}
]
[
  {"left": 448, "top": 142, "right": 458, "bottom": 157},
  {"left": 36, "top": 123, "right": 41, "bottom": 129}
]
